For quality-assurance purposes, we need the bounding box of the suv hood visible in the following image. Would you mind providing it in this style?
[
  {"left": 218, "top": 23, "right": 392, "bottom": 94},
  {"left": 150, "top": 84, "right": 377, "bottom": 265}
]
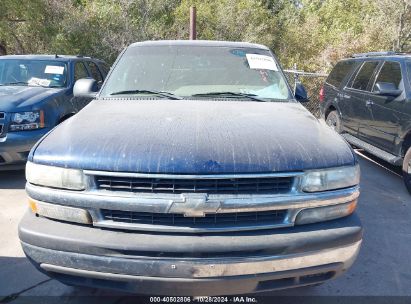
[
  {"left": 0, "top": 85, "right": 65, "bottom": 111},
  {"left": 31, "top": 99, "right": 355, "bottom": 174}
]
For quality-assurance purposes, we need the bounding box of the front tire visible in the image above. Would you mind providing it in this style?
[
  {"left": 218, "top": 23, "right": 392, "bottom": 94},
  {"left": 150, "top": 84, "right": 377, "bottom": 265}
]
[
  {"left": 326, "top": 110, "right": 342, "bottom": 133},
  {"left": 403, "top": 147, "right": 411, "bottom": 194}
]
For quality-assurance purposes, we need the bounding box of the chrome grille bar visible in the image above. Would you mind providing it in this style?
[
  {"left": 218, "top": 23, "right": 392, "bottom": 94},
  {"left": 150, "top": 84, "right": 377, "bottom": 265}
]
[
  {"left": 86, "top": 171, "right": 303, "bottom": 179},
  {"left": 101, "top": 209, "right": 287, "bottom": 227},
  {"left": 95, "top": 175, "right": 294, "bottom": 194}
]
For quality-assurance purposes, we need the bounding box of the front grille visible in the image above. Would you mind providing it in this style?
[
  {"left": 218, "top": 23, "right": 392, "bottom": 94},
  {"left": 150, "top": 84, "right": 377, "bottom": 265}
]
[
  {"left": 101, "top": 209, "right": 287, "bottom": 228},
  {"left": 0, "top": 112, "right": 4, "bottom": 120},
  {"left": 0, "top": 124, "right": 3, "bottom": 135},
  {"left": 95, "top": 176, "right": 293, "bottom": 194}
]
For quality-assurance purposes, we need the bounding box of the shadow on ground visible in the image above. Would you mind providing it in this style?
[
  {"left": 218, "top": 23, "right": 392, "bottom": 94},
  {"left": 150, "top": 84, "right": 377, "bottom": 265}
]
[
  {"left": 0, "top": 170, "right": 26, "bottom": 190},
  {"left": 354, "top": 149, "right": 403, "bottom": 177},
  {"left": 0, "top": 256, "right": 131, "bottom": 302}
]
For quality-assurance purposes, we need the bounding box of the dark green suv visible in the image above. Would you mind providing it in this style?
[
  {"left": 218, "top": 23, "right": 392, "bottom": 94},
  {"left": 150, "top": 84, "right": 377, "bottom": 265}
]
[{"left": 320, "top": 51, "right": 411, "bottom": 193}]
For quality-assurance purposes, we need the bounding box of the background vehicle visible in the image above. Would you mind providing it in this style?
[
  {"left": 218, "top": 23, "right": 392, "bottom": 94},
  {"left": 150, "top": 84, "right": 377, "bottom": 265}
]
[
  {"left": 320, "top": 52, "right": 411, "bottom": 194},
  {"left": 0, "top": 54, "right": 109, "bottom": 170},
  {"left": 20, "top": 40, "right": 362, "bottom": 296}
]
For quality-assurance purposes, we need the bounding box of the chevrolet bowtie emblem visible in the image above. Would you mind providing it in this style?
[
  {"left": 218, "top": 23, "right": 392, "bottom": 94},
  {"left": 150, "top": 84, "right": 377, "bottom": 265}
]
[{"left": 169, "top": 193, "right": 221, "bottom": 217}]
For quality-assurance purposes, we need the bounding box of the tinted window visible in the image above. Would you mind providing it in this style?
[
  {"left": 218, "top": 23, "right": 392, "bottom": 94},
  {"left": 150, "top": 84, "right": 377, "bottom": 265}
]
[
  {"left": 350, "top": 61, "right": 379, "bottom": 91},
  {"left": 101, "top": 63, "right": 110, "bottom": 75},
  {"left": 326, "top": 60, "right": 355, "bottom": 87},
  {"left": 86, "top": 61, "right": 103, "bottom": 83},
  {"left": 373, "top": 61, "right": 402, "bottom": 90},
  {"left": 74, "top": 62, "right": 89, "bottom": 82}
]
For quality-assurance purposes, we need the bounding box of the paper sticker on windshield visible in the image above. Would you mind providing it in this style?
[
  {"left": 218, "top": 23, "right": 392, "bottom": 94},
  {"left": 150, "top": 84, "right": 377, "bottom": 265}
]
[
  {"left": 246, "top": 54, "right": 278, "bottom": 71},
  {"left": 44, "top": 65, "right": 64, "bottom": 75},
  {"left": 28, "top": 77, "right": 51, "bottom": 87}
]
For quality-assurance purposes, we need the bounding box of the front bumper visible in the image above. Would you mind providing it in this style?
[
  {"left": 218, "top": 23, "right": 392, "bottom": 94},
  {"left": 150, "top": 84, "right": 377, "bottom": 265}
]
[
  {"left": 19, "top": 211, "right": 362, "bottom": 295},
  {"left": 0, "top": 128, "right": 50, "bottom": 169}
]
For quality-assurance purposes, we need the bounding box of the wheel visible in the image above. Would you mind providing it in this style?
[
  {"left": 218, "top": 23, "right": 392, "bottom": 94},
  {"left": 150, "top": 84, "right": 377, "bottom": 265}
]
[
  {"left": 403, "top": 147, "right": 411, "bottom": 194},
  {"left": 325, "top": 110, "right": 342, "bottom": 133}
]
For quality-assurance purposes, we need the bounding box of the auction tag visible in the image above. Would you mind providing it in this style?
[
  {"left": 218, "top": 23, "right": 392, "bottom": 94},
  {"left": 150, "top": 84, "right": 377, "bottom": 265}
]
[
  {"left": 246, "top": 54, "right": 278, "bottom": 71},
  {"left": 28, "top": 77, "right": 51, "bottom": 87},
  {"left": 44, "top": 65, "right": 65, "bottom": 74}
]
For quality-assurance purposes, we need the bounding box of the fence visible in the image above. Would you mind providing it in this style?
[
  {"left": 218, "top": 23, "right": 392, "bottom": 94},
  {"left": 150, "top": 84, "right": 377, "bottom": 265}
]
[{"left": 283, "top": 69, "right": 328, "bottom": 118}]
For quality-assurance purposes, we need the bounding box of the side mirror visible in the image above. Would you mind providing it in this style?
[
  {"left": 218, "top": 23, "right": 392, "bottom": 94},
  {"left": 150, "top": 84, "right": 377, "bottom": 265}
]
[
  {"left": 374, "top": 82, "right": 402, "bottom": 97},
  {"left": 294, "top": 82, "right": 309, "bottom": 103},
  {"left": 73, "top": 78, "right": 98, "bottom": 98}
]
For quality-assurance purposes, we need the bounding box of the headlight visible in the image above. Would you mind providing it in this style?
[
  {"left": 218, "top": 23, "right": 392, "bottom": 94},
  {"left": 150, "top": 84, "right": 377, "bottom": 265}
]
[
  {"left": 295, "top": 200, "right": 357, "bottom": 225},
  {"left": 301, "top": 165, "right": 360, "bottom": 192},
  {"left": 10, "top": 110, "right": 45, "bottom": 131},
  {"left": 26, "top": 162, "right": 85, "bottom": 190}
]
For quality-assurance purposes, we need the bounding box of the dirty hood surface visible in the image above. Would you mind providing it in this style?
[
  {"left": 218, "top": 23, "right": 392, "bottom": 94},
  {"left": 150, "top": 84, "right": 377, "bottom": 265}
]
[
  {"left": 32, "top": 99, "right": 355, "bottom": 173},
  {"left": 0, "top": 85, "right": 64, "bottom": 111}
]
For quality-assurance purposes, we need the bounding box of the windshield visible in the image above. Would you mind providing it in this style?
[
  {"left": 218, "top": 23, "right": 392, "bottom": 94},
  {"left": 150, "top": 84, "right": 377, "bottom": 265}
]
[
  {"left": 0, "top": 59, "right": 67, "bottom": 88},
  {"left": 100, "top": 45, "right": 292, "bottom": 101}
]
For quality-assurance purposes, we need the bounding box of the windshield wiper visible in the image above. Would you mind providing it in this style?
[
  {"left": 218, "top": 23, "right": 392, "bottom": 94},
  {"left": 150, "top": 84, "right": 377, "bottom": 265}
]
[
  {"left": 0, "top": 81, "right": 29, "bottom": 86},
  {"left": 110, "top": 89, "right": 182, "bottom": 100},
  {"left": 191, "top": 92, "right": 266, "bottom": 102}
]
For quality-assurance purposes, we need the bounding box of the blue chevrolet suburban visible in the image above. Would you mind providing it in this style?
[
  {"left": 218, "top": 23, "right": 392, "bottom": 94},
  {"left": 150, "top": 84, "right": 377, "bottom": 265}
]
[
  {"left": 0, "top": 55, "right": 108, "bottom": 170},
  {"left": 19, "top": 41, "right": 362, "bottom": 296}
]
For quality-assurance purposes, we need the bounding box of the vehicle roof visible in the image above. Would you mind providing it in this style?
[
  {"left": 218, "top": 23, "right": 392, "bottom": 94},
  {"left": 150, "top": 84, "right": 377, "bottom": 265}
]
[
  {"left": 129, "top": 40, "right": 270, "bottom": 50},
  {"left": 340, "top": 54, "right": 411, "bottom": 63},
  {"left": 0, "top": 54, "right": 103, "bottom": 62}
]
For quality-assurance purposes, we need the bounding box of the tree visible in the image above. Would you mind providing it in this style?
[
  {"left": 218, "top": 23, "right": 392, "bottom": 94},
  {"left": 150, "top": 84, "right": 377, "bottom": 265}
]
[
  {"left": 373, "top": 0, "right": 411, "bottom": 52},
  {"left": 44, "top": 0, "right": 180, "bottom": 63},
  {"left": 172, "top": 0, "right": 279, "bottom": 47},
  {"left": 0, "top": 0, "right": 49, "bottom": 54},
  {"left": 1, "top": 0, "right": 411, "bottom": 70}
]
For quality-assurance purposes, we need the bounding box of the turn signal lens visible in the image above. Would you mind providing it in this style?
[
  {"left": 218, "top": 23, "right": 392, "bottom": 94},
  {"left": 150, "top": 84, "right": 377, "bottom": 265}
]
[
  {"left": 28, "top": 198, "right": 38, "bottom": 213},
  {"left": 28, "top": 198, "right": 92, "bottom": 224},
  {"left": 295, "top": 200, "right": 357, "bottom": 225}
]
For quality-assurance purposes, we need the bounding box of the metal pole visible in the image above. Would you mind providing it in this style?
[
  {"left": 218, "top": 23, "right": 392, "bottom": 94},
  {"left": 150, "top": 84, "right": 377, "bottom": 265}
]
[
  {"left": 293, "top": 63, "right": 298, "bottom": 94},
  {"left": 189, "top": 6, "right": 197, "bottom": 40}
]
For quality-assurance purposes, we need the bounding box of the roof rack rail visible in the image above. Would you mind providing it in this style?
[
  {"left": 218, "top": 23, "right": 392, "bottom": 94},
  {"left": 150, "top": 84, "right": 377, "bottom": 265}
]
[{"left": 352, "top": 51, "right": 398, "bottom": 58}]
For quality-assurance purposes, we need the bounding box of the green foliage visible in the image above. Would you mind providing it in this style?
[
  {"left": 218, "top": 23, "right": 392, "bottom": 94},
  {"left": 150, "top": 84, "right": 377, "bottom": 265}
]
[
  {"left": 0, "top": 0, "right": 410, "bottom": 71},
  {"left": 0, "top": 0, "right": 50, "bottom": 54},
  {"left": 172, "top": 0, "right": 278, "bottom": 47}
]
